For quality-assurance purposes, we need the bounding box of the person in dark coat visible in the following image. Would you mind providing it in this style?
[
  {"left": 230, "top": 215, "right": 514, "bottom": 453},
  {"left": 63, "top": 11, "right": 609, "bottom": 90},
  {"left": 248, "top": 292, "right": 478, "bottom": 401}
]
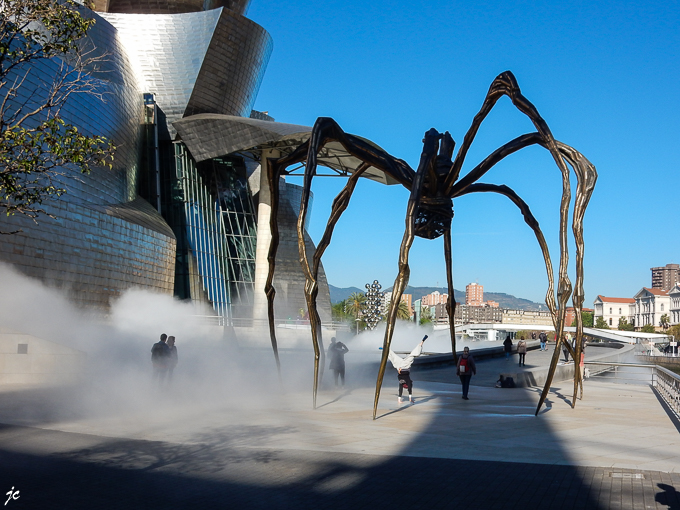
[
  {"left": 151, "top": 333, "right": 171, "bottom": 384},
  {"left": 167, "top": 336, "right": 178, "bottom": 382},
  {"left": 328, "top": 337, "right": 349, "bottom": 387},
  {"left": 456, "top": 346, "right": 477, "bottom": 400},
  {"left": 503, "top": 335, "right": 513, "bottom": 360}
]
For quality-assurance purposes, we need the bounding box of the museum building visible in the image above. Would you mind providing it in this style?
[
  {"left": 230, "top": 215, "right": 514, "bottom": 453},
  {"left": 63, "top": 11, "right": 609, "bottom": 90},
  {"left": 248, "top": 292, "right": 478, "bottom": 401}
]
[{"left": 0, "top": 0, "right": 383, "bottom": 323}]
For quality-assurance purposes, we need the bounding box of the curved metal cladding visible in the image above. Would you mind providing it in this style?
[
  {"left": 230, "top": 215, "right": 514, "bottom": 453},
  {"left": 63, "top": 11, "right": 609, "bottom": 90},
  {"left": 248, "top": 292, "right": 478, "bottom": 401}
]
[
  {"left": 184, "top": 10, "right": 272, "bottom": 119},
  {"left": 0, "top": 10, "right": 176, "bottom": 309},
  {"left": 273, "top": 182, "right": 333, "bottom": 323},
  {"left": 95, "top": 0, "right": 251, "bottom": 16},
  {"left": 100, "top": 8, "right": 272, "bottom": 138},
  {"left": 100, "top": 9, "right": 222, "bottom": 138}
]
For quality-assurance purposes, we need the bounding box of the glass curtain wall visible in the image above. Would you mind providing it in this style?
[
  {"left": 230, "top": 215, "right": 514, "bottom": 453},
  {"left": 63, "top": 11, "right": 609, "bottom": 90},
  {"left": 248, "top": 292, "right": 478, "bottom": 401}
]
[{"left": 172, "top": 143, "right": 257, "bottom": 320}]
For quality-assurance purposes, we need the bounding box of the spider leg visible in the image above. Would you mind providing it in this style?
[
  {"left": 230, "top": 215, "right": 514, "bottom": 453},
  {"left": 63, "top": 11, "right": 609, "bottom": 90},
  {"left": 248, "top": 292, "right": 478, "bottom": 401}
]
[
  {"left": 269, "top": 117, "right": 416, "bottom": 409},
  {"left": 456, "top": 138, "right": 596, "bottom": 414},
  {"left": 443, "top": 229, "right": 457, "bottom": 363},
  {"left": 264, "top": 154, "right": 288, "bottom": 377},
  {"left": 445, "top": 72, "right": 576, "bottom": 394},
  {"left": 298, "top": 159, "right": 371, "bottom": 409},
  {"left": 373, "top": 128, "right": 440, "bottom": 420}
]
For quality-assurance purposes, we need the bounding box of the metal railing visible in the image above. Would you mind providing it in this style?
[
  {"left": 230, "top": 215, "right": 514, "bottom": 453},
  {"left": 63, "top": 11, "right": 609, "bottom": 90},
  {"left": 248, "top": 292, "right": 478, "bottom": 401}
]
[
  {"left": 585, "top": 361, "right": 680, "bottom": 419},
  {"left": 655, "top": 365, "right": 680, "bottom": 419}
]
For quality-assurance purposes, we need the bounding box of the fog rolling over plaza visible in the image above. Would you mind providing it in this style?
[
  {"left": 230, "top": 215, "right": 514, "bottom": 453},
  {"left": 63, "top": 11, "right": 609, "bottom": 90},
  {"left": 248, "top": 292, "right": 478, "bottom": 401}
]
[
  {"left": 0, "top": 262, "right": 443, "bottom": 434},
  {"left": 0, "top": 263, "right": 324, "bottom": 429}
]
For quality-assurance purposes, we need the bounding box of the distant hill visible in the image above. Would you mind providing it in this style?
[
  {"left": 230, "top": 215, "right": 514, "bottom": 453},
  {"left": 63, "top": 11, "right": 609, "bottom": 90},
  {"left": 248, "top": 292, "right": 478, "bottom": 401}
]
[{"left": 329, "top": 284, "right": 544, "bottom": 310}]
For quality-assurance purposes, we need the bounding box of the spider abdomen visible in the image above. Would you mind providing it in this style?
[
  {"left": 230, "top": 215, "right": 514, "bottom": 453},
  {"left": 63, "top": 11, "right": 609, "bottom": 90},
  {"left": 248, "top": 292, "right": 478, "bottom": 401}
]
[{"left": 414, "top": 197, "right": 453, "bottom": 239}]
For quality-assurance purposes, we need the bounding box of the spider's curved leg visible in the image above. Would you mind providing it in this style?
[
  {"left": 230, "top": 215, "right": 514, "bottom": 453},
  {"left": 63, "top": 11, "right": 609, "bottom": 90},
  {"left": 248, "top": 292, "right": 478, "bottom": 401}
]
[
  {"left": 373, "top": 128, "right": 440, "bottom": 420},
  {"left": 562, "top": 143, "right": 597, "bottom": 402},
  {"left": 269, "top": 117, "right": 415, "bottom": 408},
  {"left": 455, "top": 139, "right": 596, "bottom": 414},
  {"left": 445, "top": 71, "right": 576, "bottom": 381},
  {"left": 443, "top": 228, "right": 457, "bottom": 363},
  {"left": 297, "top": 160, "right": 372, "bottom": 409},
  {"left": 263, "top": 154, "right": 289, "bottom": 377}
]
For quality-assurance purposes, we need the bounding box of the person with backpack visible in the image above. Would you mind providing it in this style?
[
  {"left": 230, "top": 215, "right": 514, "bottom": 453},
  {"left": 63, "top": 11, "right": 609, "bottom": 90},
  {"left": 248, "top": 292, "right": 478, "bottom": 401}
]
[
  {"left": 151, "top": 333, "right": 171, "bottom": 384},
  {"left": 388, "top": 335, "right": 428, "bottom": 404},
  {"left": 457, "top": 346, "right": 477, "bottom": 400},
  {"left": 539, "top": 331, "right": 548, "bottom": 351},
  {"left": 517, "top": 337, "right": 527, "bottom": 366}
]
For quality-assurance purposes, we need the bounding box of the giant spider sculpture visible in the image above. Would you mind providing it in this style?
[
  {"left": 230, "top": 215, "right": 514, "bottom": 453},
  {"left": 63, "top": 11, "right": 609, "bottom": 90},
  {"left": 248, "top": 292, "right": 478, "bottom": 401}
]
[{"left": 264, "top": 71, "right": 596, "bottom": 418}]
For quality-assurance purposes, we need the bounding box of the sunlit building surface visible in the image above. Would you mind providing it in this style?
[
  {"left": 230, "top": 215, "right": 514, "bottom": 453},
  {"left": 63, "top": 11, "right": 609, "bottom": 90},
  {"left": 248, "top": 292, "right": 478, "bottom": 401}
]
[{"left": 0, "top": 0, "right": 335, "bottom": 322}]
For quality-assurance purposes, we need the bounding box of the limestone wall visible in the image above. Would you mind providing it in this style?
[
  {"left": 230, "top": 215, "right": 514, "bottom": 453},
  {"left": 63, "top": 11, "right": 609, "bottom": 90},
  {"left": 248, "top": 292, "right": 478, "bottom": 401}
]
[{"left": 0, "top": 333, "right": 87, "bottom": 385}]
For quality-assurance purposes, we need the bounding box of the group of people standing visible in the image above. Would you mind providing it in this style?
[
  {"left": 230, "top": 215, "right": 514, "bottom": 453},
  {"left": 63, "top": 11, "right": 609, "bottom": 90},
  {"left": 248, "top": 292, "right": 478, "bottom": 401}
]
[{"left": 151, "top": 333, "right": 178, "bottom": 384}]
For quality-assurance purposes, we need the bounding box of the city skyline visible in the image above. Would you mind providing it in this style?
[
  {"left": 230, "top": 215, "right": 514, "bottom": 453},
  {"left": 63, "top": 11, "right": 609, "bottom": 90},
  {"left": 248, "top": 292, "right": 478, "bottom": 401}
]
[{"left": 248, "top": 0, "right": 680, "bottom": 308}]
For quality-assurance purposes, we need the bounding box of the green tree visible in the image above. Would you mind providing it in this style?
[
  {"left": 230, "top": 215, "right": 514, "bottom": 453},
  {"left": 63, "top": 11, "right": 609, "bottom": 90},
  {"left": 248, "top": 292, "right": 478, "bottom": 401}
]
[
  {"left": 331, "top": 300, "right": 349, "bottom": 321},
  {"left": 1, "top": 0, "right": 114, "bottom": 229},
  {"left": 345, "top": 292, "right": 365, "bottom": 322},
  {"left": 660, "top": 314, "right": 670, "bottom": 331},
  {"left": 594, "top": 316, "right": 610, "bottom": 329},
  {"left": 667, "top": 324, "right": 680, "bottom": 341},
  {"left": 419, "top": 306, "right": 432, "bottom": 325},
  {"left": 386, "top": 299, "right": 411, "bottom": 321},
  {"left": 582, "top": 311, "right": 594, "bottom": 327},
  {"left": 618, "top": 317, "right": 635, "bottom": 331},
  {"left": 640, "top": 324, "right": 656, "bottom": 333}
]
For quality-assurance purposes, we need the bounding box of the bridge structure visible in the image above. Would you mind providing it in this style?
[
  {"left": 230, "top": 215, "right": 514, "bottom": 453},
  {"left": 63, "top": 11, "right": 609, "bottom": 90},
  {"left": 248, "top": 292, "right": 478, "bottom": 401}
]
[{"left": 453, "top": 322, "right": 672, "bottom": 344}]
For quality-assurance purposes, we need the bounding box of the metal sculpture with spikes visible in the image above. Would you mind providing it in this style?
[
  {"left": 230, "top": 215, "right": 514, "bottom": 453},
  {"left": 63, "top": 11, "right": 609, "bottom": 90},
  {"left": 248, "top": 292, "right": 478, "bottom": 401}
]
[{"left": 263, "top": 71, "right": 596, "bottom": 416}]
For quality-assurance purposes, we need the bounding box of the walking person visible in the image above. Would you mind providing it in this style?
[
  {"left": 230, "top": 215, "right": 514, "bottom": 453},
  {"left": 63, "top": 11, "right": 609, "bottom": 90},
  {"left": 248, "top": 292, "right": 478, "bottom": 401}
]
[
  {"left": 167, "top": 336, "right": 178, "bottom": 382},
  {"left": 328, "top": 337, "right": 349, "bottom": 387},
  {"left": 517, "top": 337, "right": 527, "bottom": 366},
  {"left": 388, "top": 335, "right": 428, "bottom": 404},
  {"left": 151, "top": 333, "right": 171, "bottom": 385},
  {"left": 503, "top": 335, "right": 513, "bottom": 361},
  {"left": 539, "top": 331, "right": 548, "bottom": 351},
  {"left": 457, "top": 346, "right": 477, "bottom": 400},
  {"left": 562, "top": 333, "right": 571, "bottom": 363}
]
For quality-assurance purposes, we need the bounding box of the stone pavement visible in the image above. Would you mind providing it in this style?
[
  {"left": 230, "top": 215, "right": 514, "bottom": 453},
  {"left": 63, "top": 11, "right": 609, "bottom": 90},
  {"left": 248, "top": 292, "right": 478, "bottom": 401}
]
[{"left": 0, "top": 348, "right": 679, "bottom": 509}]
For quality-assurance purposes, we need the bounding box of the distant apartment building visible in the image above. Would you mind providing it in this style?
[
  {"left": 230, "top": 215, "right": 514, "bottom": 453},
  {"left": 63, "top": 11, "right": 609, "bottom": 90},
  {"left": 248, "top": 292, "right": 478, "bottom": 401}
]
[
  {"left": 593, "top": 296, "right": 635, "bottom": 328},
  {"left": 383, "top": 292, "right": 413, "bottom": 315},
  {"left": 466, "top": 283, "right": 484, "bottom": 306},
  {"left": 633, "top": 288, "right": 670, "bottom": 331},
  {"left": 422, "top": 291, "right": 448, "bottom": 307},
  {"left": 453, "top": 304, "right": 503, "bottom": 324},
  {"left": 670, "top": 285, "right": 680, "bottom": 326},
  {"left": 501, "top": 309, "right": 553, "bottom": 326},
  {"left": 651, "top": 264, "right": 680, "bottom": 291}
]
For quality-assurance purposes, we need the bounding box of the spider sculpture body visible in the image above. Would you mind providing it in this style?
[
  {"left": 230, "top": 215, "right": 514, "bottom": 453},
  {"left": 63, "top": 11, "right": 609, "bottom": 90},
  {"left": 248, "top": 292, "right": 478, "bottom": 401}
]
[{"left": 264, "top": 71, "right": 596, "bottom": 418}]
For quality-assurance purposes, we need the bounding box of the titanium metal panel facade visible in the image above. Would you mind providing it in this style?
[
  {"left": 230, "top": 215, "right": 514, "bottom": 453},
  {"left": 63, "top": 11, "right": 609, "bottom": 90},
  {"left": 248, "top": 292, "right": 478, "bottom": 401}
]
[
  {"left": 0, "top": 10, "right": 177, "bottom": 307},
  {"left": 100, "top": 10, "right": 221, "bottom": 138},
  {"left": 97, "top": 0, "right": 251, "bottom": 16},
  {"left": 184, "top": 10, "right": 272, "bottom": 119},
  {"left": 1, "top": 1, "right": 330, "bottom": 323},
  {"left": 100, "top": 8, "right": 272, "bottom": 138}
]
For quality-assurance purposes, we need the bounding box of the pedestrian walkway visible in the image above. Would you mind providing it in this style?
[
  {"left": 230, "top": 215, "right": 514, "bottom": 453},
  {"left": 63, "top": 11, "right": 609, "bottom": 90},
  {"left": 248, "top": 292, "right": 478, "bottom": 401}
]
[{"left": 0, "top": 353, "right": 678, "bottom": 509}]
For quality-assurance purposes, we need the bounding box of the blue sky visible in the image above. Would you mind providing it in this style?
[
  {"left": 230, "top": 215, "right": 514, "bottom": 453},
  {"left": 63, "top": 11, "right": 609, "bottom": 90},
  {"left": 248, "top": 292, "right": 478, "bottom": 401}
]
[{"left": 248, "top": 0, "right": 679, "bottom": 306}]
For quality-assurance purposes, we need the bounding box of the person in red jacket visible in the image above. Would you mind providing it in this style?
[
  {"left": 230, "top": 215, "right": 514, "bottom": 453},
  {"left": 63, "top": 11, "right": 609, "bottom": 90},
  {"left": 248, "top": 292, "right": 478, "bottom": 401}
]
[{"left": 456, "top": 346, "right": 477, "bottom": 400}]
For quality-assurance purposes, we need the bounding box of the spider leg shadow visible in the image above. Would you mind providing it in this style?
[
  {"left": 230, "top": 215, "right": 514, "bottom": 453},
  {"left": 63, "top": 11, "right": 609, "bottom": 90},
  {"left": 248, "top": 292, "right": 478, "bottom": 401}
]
[{"left": 316, "top": 389, "right": 354, "bottom": 409}]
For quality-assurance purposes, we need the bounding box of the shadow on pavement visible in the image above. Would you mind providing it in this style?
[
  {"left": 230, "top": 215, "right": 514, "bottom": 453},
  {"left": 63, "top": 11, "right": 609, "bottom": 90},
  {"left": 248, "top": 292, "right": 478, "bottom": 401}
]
[{"left": 0, "top": 350, "right": 678, "bottom": 509}]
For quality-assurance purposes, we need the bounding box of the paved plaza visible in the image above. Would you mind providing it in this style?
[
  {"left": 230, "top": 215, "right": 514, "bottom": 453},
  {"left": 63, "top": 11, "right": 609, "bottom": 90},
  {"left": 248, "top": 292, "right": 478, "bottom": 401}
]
[{"left": 0, "top": 347, "right": 679, "bottom": 509}]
